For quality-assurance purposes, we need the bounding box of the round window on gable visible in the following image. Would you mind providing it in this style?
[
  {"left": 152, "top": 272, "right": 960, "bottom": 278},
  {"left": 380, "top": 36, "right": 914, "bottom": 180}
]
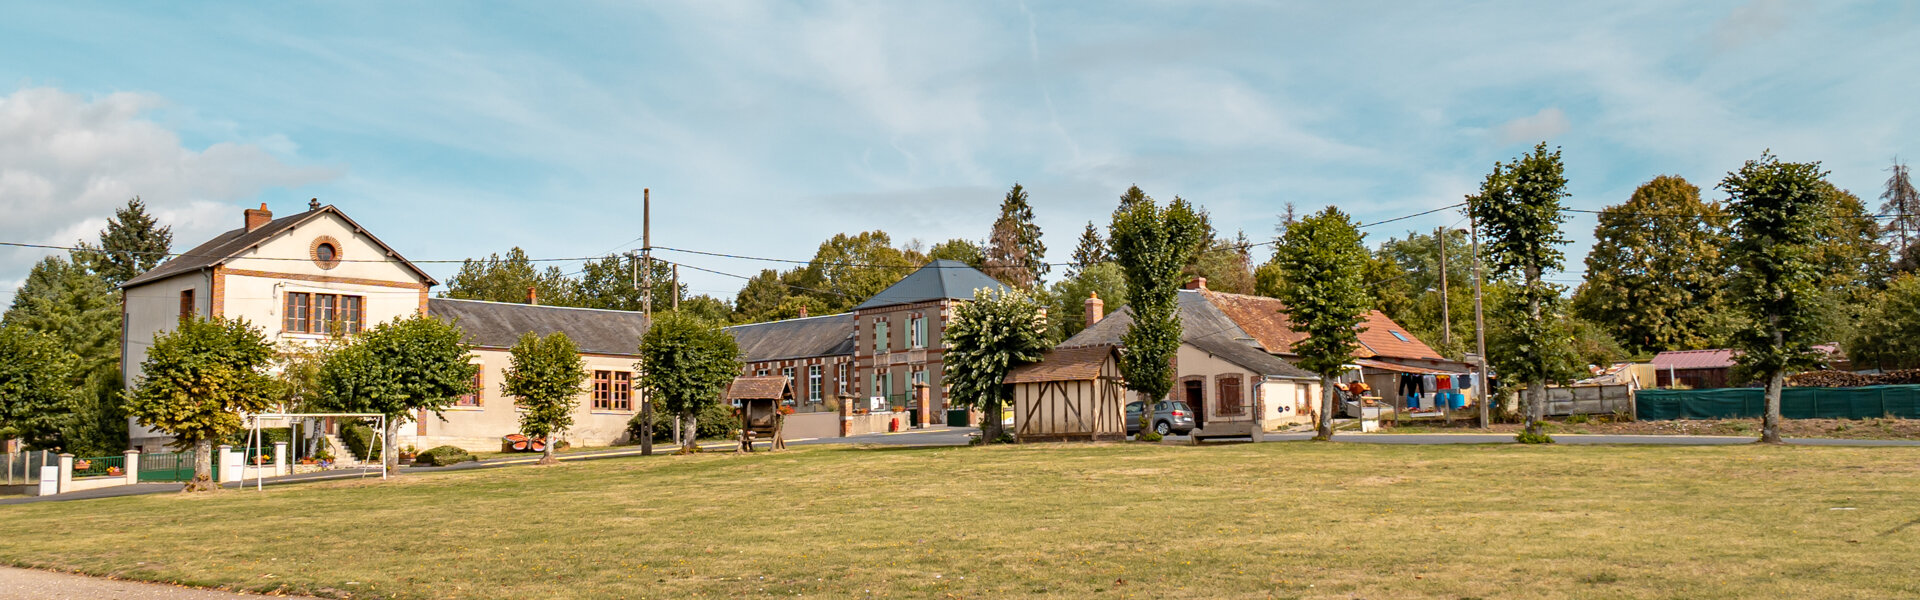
[{"left": 310, "top": 236, "right": 343, "bottom": 269}]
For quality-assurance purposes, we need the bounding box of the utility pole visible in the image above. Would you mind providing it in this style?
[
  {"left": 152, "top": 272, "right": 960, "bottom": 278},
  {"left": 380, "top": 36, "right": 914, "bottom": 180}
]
[
  {"left": 640, "top": 188, "right": 657, "bottom": 455},
  {"left": 672, "top": 263, "right": 680, "bottom": 311},
  {"left": 1437, "top": 226, "right": 1451, "bottom": 349},
  {"left": 1471, "top": 217, "right": 1490, "bottom": 429}
]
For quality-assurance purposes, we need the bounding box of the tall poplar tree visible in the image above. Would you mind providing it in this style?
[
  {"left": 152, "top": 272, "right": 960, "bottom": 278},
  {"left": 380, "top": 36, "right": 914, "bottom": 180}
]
[
  {"left": 1108, "top": 186, "right": 1209, "bottom": 415},
  {"left": 1571, "top": 176, "right": 1732, "bottom": 353},
  {"left": 1722, "top": 152, "right": 1831, "bottom": 445},
  {"left": 1271, "top": 207, "right": 1371, "bottom": 441},
  {"left": 1467, "top": 143, "right": 1578, "bottom": 443}
]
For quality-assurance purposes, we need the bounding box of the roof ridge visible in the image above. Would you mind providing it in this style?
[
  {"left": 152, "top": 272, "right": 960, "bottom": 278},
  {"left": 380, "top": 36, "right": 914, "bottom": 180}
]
[
  {"left": 723, "top": 312, "right": 849, "bottom": 328},
  {"left": 431, "top": 297, "right": 648, "bottom": 316}
]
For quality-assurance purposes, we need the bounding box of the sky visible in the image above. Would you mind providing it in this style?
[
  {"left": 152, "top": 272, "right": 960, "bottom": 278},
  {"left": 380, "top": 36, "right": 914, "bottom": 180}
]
[{"left": 3, "top": 1, "right": 1917, "bottom": 301}]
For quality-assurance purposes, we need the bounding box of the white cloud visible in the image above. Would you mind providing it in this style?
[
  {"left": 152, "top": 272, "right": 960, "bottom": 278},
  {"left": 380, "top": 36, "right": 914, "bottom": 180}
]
[
  {"left": 0, "top": 87, "right": 338, "bottom": 290},
  {"left": 1495, "top": 107, "right": 1571, "bottom": 145}
]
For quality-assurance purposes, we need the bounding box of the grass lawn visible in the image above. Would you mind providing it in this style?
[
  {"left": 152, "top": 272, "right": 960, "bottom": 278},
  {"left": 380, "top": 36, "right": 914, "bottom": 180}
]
[{"left": 2, "top": 442, "right": 1917, "bottom": 599}]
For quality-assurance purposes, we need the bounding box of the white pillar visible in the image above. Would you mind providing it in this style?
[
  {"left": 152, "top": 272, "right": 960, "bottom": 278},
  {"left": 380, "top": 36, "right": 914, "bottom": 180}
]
[
  {"left": 218, "top": 445, "right": 242, "bottom": 483},
  {"left": 273, "top": 442, "right": 288, "bottom": 477},
  {"left": 123, "top": 450, "right": 140, "bottom": 485},
  {"left": 56, "top": 453, "right": 74, "bottom": 494}
]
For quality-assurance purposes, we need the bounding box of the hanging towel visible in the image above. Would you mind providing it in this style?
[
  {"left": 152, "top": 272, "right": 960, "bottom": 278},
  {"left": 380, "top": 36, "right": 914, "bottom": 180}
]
[
  {"left": 1437, "top": 374, "right": 1453, "bottom": 390},
  {"left": 1457, "top": 373, "right": 1473, "bottom": 390},
  {"left": 1423, "top": 373, "right": 1437, "bottom": 392}
]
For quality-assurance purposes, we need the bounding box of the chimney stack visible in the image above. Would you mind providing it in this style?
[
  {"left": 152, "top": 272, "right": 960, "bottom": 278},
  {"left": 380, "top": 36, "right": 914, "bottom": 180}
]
[
  {"left": 1184, "top": 277, "right": 1208, "bottom": 290},
  {"left": 1084, "top": 292, "right": 1104, "bottom": 328},
  {"left": 527, "top": 286, "right": 539, "bottom": 306},
  {"left": 244, "top": 203, "right": 273, "bottom": 232}
]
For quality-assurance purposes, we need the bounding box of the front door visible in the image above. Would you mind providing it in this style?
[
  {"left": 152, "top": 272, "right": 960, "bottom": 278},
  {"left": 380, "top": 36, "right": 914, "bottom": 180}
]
[{"left": 1184, "top": 380, "right": 1206, "bottom": 431}]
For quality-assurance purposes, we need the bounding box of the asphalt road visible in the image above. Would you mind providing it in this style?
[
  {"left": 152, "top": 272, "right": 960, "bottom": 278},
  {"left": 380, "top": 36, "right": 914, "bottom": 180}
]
[{"left": 0, "top": 567, "right": 317, "bottom": 600}]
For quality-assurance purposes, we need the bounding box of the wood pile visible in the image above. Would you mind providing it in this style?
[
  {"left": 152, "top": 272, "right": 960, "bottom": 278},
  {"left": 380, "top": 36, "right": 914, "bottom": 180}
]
[{"left": 1786, "top": 369, "right": 1920, "bottom": 387}]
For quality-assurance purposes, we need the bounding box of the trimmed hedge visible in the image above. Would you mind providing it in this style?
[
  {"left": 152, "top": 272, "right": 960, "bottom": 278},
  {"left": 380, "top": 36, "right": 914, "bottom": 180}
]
[
  {"left": 415, "top": 445, "right": 474, "bottom": 466},
  {"left": 625, "top": 402, "right": 741, "bottom": 442},
  {"left": 340, "top": 422, "right": 384, "bottom": 461}
]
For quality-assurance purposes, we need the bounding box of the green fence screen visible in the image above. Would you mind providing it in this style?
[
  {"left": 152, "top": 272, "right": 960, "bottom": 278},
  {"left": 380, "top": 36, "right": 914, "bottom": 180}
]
[{"left": 1636, "top": 385, "right": 1920, "bottom": 420}]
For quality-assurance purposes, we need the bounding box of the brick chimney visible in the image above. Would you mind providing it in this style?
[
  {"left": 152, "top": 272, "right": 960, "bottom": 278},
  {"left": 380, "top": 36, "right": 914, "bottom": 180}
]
[
  {"left": 244, "top": 203, "right": 273, "bottom": 232},
  {"left": 1184, "top": 277, "right": 1208, "bottom": 290},
  {"left": 526, "top": 286, "right": 539, "bottom": 306},
  {"left": 1084, "top": 292, "right": 1104, "bottom": 328}
]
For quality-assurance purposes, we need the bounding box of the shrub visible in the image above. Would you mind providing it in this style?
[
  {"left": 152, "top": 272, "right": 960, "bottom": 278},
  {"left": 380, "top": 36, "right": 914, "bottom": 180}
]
[
  {"left": 1515, "top": 430, "right": 1555, "bottom": 444},
  {"left": 1566, "top": 414, "right": 1591, "bottom": 425},
  {"left": 340, "top": 422, "right": 383, "bottom": 461},
  {"left": 1137, "top": 430, "right": 1164, "bottom": 442},
  {"left": 415, "top": 445, "right": 474, "bottom": 466}
]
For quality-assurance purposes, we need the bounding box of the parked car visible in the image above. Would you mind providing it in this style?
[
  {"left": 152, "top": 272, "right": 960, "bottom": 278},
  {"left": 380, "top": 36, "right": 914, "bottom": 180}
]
[{"left": 1125, "top": 400, "right": 1197, "bottom": 436}]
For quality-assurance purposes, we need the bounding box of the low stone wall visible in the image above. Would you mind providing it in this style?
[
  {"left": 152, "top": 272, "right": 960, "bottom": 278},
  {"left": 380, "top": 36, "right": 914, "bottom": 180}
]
[{"left": 785, "top": 412, "right": 840, "bottom": 440}]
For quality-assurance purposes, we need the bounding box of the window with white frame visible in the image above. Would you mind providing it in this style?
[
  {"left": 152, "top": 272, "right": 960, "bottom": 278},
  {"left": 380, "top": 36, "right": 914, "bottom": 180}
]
[
  {"left": 808, "top": 365, "right": 822, "bottom": 402},
  {"left": 837, "top": 362, "right": 848, "bottom": 394},
  {"left": 908, "top": 314, "right": 925, "bottom": 348}
]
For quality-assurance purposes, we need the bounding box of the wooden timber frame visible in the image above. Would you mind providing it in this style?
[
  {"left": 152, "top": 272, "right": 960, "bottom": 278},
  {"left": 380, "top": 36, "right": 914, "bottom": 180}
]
[
  {"left": 1005, "top": 345, "right": 1128, "bottom": 442},
  {"left": 726, "top": 376, "right": 792, "bottom": 452}
]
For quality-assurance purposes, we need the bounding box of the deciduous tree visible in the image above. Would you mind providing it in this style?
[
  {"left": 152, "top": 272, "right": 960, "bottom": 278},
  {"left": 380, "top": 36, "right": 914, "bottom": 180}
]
[
  {"left": 443, "top": 247, "right": 578, "bottom": 305},
  {"left": 1722, "top": 152, "right": 1836, "bottom": 444},
  {"left": 501, "top": 332, "right": 588, "bottom": 464},
  {"left": 929, "top": 239, "right": 986, "bottom": 269},
  {"left": 1848, "top": 273, "right": 1920, "bottom": 370},
  {"left": 636, "top": 312, "right": 742, "bottom": 453},
  {"left": 942, "top": 288, "right": 1051, "bottom": 443},
  {"left": 573, "top": 254, "right": 680, "bottom": 312},
  {"left": 0, "top": 326, "right": 76, "bottom": 451},
  {"left": 1108, "top": 186, "right": 1209, "bottom": 416},
  {"left": 1468, "top": 143, "right": 1578, "bottom": 443},
  {"left": 1048, "top": 262, "right": 1128, "bottom": 339},
  {"left": 1272, "top": 208, "right": 1371, "bottom": 440},
  {"left": 316, "top": 314, "right": 478, "bottom": 471},
  {"left": 126, "top": 317, "right": 276, "bottom": 490},
  {"left": 1571, "top": 176, "right": 1732, "bottom": 354}
]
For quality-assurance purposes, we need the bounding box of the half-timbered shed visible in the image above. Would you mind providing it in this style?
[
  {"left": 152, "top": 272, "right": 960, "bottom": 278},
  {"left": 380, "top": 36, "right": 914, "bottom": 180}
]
[
  {"left": 726, "top": 376, "right": 792, "bottom": 451},
  {"left": 1004, "top": 345, "right": 1128, "bottom": 442}
]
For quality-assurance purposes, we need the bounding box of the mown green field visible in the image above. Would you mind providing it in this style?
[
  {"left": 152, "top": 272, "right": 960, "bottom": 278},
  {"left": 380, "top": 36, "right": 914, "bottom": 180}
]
[{"left": 1, "top": 441, "right": 1916, "bottom": 599}]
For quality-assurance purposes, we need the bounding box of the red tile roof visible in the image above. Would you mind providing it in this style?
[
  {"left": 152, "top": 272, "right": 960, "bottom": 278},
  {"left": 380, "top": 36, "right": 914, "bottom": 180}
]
[{"left": 1200, "top": 291, "right": 1442, "bottom": 360}]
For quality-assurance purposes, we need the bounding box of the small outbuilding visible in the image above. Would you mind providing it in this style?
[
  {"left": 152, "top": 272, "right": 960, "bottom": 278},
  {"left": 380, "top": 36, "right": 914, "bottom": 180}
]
[
  {"left": 1004, "top": 345, "right": 1128, "bottom": 442},
  {"left": 726, "top": 376, "right": 792, "bottom": 451}
]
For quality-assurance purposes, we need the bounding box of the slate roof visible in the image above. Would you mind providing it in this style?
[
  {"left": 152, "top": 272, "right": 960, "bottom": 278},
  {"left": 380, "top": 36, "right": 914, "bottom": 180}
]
[
  {"left": 725, "top": 313, "right": 857, "bottom": 362},
  {"left": 428, "top": 298, "right": 649, "bottom": 356},
  {"left": 1060, "top": 290, "right": 1318, "bottom": 380},
  {"left": 1004, "top": 345, "right": 1118, "bottom": 384},
  {"left": 854, "top": 259, "right": 1010, "bottom": 310},
  {"left": 1201, "top": 290, "right": 1442, "bottom": 360},
  {"left": 123, "top": 204, "right": 436, "bottom": 289},
  {"left": 726, "top": 376, "right": 791, "bottom": 400}
]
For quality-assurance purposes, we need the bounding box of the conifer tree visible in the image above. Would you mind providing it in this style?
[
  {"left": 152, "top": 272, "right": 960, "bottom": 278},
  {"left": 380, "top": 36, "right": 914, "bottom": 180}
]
[{"left": 73, "top": 197, "right": 172, "bottom": 288}]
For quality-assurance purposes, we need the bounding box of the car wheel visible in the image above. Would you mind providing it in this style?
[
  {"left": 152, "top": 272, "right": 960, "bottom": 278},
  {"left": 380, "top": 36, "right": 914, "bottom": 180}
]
[{"left": 1154, "top": 421, "right": 1171, "bottom": 436}]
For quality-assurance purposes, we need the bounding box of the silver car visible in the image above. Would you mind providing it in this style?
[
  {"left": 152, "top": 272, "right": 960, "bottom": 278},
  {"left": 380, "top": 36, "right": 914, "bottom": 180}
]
[{"left": 1125, "top": 400, "right": 1197, "bottom": 436}]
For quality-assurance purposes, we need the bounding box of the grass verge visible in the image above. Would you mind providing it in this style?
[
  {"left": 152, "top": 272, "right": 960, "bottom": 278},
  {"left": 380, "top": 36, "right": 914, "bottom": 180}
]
[{"left": 1, "top": 442, "right": 1916, "bottom": 599}]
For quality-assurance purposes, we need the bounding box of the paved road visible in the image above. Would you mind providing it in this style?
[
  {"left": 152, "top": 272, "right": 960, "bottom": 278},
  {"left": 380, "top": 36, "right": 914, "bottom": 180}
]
[{"left": 0, "top": 567, "right": 316, "bottom": 600}]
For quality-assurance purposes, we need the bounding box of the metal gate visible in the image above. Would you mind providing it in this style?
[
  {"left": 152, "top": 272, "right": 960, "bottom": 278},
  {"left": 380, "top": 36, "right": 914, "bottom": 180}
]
[{"left": 138, "top": 451, "right": 217, "bottom": 482}]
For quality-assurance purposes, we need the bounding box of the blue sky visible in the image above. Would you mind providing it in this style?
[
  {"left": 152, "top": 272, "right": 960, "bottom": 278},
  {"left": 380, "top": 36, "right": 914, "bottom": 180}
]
[{"left": 3, "top": 1, "right": 1917, "bottom": 299}]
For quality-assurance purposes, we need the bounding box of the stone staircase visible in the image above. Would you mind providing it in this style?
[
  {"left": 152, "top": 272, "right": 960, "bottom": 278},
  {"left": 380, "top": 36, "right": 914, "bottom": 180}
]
[{"left": 322, "top": 434, "right": 362, "bottom": 467}]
